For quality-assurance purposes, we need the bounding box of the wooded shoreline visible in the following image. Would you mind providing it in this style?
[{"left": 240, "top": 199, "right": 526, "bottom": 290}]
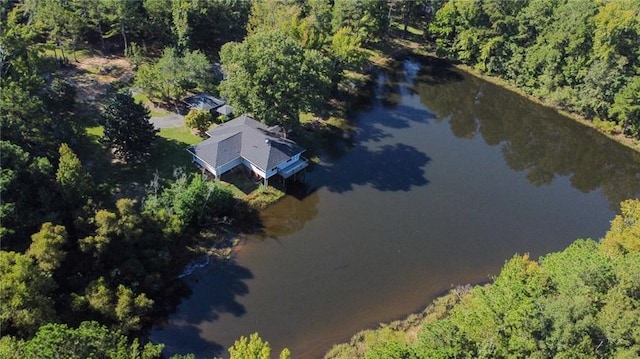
[{"left": 363, "top": 38, "right": 640, "bottom": 154}]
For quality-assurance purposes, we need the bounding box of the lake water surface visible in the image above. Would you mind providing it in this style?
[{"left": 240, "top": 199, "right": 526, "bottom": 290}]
[{"left": 152, "top": 57, "right": 640, "bottom": 358}]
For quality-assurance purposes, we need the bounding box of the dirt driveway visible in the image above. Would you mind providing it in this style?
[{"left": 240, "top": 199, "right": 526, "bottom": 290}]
[
  {"left": 61, "top": 55, "right": 133, "bottom": 116},
  {"left": 150, "top": 113, "right": 184, "bottom": 129},
  {"left": 62, "top": 55, "right": 185, "bottom": 129}
]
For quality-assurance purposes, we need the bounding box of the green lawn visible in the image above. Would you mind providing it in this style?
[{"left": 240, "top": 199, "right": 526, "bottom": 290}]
[
  {"left": 40, "top": 47, "right": 93, "bottom": 61},
  {"left": 83, "top": 124, "right": 202, "bottom": 198},
  {"left": 86, "top": 125, "right": 104, "bottom": 138},
  {"left": 158, "top": 127, "right": 202, "bottom": 145},
  {"left": 83, "top": 124, "right": 285, "bottom": 207},
  {"left": 393, "top": 22, "right": 424, "bottom": 36},
  {"left": 133, "top": 92, "right": 171, "bottom": 117}
]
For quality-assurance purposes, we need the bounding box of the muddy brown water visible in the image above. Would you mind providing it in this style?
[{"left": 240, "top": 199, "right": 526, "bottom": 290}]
[{"left": 151, "top": 57, "right": 640, "bottom": 358}]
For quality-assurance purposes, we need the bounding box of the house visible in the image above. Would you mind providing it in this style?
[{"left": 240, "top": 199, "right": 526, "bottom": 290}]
[
  {"left": 187, "top": 115, "right": 308, "bottom": 186},
  {"left": 183, "top": 93, "right": 233, "bottom": 117}
]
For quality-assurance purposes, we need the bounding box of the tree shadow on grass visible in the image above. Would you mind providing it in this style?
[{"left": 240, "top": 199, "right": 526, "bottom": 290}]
[{"left": 98, "top": 136, "right": 196, "bottom": 199}]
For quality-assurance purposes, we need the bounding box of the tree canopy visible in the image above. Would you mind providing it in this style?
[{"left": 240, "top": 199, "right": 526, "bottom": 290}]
[
  {"left": 229, "top": 332, "right": 291, "bottom": 359},
  {"left": 219, "top": 29, "right": 331, "bottom": 128},
  {"left": 0, "top": 321, "right": 163, "bottom": 358},
  {"left": 100, "top": 93, "right": 158, "bottom": 162},
  {"left": 3, "top": 1, "right": 640, "bottom": 358},
  {"left": 426, "top": 0, "right": 640, "bottom": 138},
  {"left": 134, "top": 47, "right": 214, "bottom": 104},
  {"left": 184, "top": 109, "right": 213, "bottom": 136}
]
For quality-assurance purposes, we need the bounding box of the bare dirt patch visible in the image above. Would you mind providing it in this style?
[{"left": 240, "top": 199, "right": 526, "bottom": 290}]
[{"left": 61, "top": 55, "right": 134, "bottom": 118}]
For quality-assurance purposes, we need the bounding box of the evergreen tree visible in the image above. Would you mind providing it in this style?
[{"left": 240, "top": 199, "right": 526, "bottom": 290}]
[
  {"left": 0, "top": 251, "right": 57, "bottom": 337},
  {"left": 27, "top": 222, "right": 68, "bottom": 273},
  {"left": 229, "top": 333, "right": 291, "bottom": 359},
  {"left": 56, "top": 143, "right": 92, "bottom": 205},
  {"left": 100, "top": 93, "right": 157, "bottom": 162}
]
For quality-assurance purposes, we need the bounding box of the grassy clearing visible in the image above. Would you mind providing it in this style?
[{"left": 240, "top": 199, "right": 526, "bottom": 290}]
[
  {"left": 158, "top": 126, "right": 202, "bottom": 145},
  {"left": 86, "top": 125, "right": 104, "bottom": 138},
  {"left": 393, "top": 23, "right": 425, "bottom": 36},
  {"left": 133, "top": 92, "right": 171, "bottom": 117},
  {"left": 40, "top": 47, "right": 93, "bottom": 62},
  {"left": 82, "top": 123, "right": 200, "bottom": 198},
  {"left": 217, "top": 169, "right": 287, "bottom": 208},
  {"left": 244, "top": 185, "right": 286, "bottom": 209}
]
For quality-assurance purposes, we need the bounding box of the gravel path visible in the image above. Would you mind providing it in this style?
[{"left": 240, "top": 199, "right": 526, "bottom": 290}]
[{"left": 150, "top": 113, "right": 184, "bottom": 129}]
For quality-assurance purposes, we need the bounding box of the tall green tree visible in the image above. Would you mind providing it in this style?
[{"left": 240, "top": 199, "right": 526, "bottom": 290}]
[
  {"left": 143, "top": 172, "right": 236, "bottom": 230},
  {"left": 187, "top": 0, "right": 251, "bottom": 54},
  {"left": 0, "top": 251, "right": 57, "bottom": 337},
  {"left": 332, "top": 0, "right": 390, "bottom": 43},
  {"left": 143, "top": 0, "right": 173, "bottom": 45},
  {"left": 56, "top": 143, "right": 92, "bottom": 206},
  {"left": 184, "top": 109, "right": 213, "bottom": 136},
  {"left": 609, "top": 76, "right": 640, "bottom": 137},
  {"left": 330, "top": 27, "right": 366, "bottom": 73},
  {"left": 0, "top": 141, "right": 55, "bottom": 248},
  {"left": 102, "top": 0, "right": 146, "bottom": 55},
  {"left": 27, "top": 222, "right": 68, "bottom": 273},
  {"left": 592, "top": 0, "right": 640, "bottom": 71},
  {"left": 43, "top": 78, "right": 76, "bottom": 117},
  {"left": 100, "top": 93, "right": 157, "bottom": 162},
  {"left": 247, "top": 0, "right": 302, "bottom": 36},
  {"left": 601, "top": 198, "right": 640, "bottom": 255},
  {"left": 171, "top": 0, "right": 195, "bottom": 51},
  {"left": 73, "top": 277, "right": 155, "bottom": 333},
  {"left": 114, "top": 284, "right": 154, "bottom": 332},
  {"left": 228, "top": 333, "right": 291, "bottom": 359},
  {"left": 135, "top": 47, "right": 213, "bottom": 104},
  {"left": 219, "top": 30, "right": 331, "bottom": 128}
]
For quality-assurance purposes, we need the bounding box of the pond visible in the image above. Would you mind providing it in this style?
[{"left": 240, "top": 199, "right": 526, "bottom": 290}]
[{"left": 151, "top": 57, "right": 640, "bottom": 358}]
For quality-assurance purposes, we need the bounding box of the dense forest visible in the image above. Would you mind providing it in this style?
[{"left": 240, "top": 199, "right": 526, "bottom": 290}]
[
  {"left": 426, "top": 0, "right": 640, "bottom": 139},
  {"left": 1, "top": 0, "right": 639, "bottom": 358}
]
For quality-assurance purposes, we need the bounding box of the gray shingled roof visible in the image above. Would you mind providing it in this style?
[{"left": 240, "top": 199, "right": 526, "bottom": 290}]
[
  {"left": 216, "top": 104, "right": 234, "bottom": 116},
  {"left": 189, "top": 115, "right": 305, "bottom": 174},
  {"left": 183, "top": 93, "right": 225, "bottom": 111}
]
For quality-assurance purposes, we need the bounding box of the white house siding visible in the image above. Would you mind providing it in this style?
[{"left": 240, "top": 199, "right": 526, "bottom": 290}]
[
  {"left": 276, "top": 153, "right": 302, "bottom": 172},
  {"left": 278, "top": 157, "right": 308, "bottom": 178},
  {"left": 193, "top": 156, "right": 219, "bottom": 177},
  {"left": 216, "top": 157, "right": 243, "bottom": 177},
  {"left": 241, "top": 158, "right": 267, "bottom": 179}
]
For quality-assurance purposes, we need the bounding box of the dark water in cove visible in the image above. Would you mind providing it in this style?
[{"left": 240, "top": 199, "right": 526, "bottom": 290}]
[{"left": 151, "top": 57, "right": 640, "bottom": 358}]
